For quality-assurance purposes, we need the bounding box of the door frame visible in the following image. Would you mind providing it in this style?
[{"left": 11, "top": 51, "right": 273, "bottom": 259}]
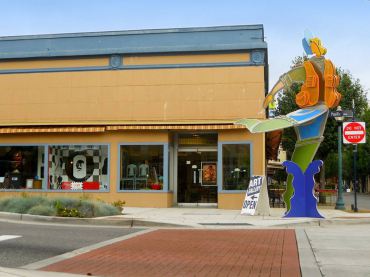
[{"left": 173, "top": 133, "right": 218, "bottom": 205}]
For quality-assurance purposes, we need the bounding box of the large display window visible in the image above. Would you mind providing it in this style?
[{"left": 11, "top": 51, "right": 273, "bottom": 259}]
[
  {"left": 0, "top": 146, "right": 45, "bottom": 190},
  {"left": 221, "top": 143, "right": 251, "bottom": 190},
  {"left": 120, "top": 144, "right": 165, "bottom": 191},
  {"left": 48, "top": 145, "right": 109, "bottom": 191}
]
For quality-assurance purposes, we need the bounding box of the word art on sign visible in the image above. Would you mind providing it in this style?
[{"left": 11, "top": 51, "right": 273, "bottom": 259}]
[
  {"left": 241, "top": 176, "right": 270, "bottom": 216},
  {"left": 343, "top": 122, "right": 366, "bottom": 144}
]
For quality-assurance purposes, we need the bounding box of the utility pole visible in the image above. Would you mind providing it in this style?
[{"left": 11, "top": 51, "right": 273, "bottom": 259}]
[
  {"left": 352, "top": 99, "right": 358, "bottom": 212},
  {"left": 334, "top": 106, "right": 345, "bottom": 210}
]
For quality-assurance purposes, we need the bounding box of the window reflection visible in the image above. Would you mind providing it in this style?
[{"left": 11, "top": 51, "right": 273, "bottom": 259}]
[
  {"left": 0, "top": 146, "right": 45, "bottom": 190},
  {"left": 48, "top": 145, "right": 108, "bottom": 190},
  {"left": 120, "top": 145, "right": 164, "bottom": 190},
  {"left": 222, "top": 144, "right": 250, "bottom": 190}
]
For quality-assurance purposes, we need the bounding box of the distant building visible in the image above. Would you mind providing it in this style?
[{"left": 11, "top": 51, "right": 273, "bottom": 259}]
[{"left": 0, "top": 25, "right": 268, "bottom": 209}]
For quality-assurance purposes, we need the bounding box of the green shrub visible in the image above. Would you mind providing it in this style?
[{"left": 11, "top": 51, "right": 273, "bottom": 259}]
[
  {"left": 112, "top": 200, "right": 125, "bottom": 212},
  {"left": 93, "top": 202, "right": 121, "bottom": 217},
  {"left": 78, "top": 200, "right": 95, "bottom": 217},
  {"left": 50, "top": 197, "right": 80, "bottom": 210},
  {"left": 0, "top": 196, "right": 120, "bottom": 218},
  {"left": 1, "top": 196, "right": 47, "bottom": 214},
  {"left": 56, "top": 207, "right": 81, "bottom": 217},
  {"left": 28, "top": 205, "right": 56, "bottom": 216},
  {"left": 0, "top": 197, "right": 12, "bottom": 211}
]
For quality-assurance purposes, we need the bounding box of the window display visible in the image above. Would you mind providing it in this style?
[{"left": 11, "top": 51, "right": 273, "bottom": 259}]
[
  {"left": 222, "top": 144, "right": 250, "bottom": 190},
  {"left": 0, "top": 146, "right": 45, "bottom": 190},
  {"left": 120, "top": 145, "right": 164, "bottom": 190},
  {"left": 48, "top": 145, "right": 108, "bottom": 190}
]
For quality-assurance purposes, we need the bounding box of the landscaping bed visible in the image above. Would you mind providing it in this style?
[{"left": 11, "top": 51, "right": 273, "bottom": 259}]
[{"left": 0, "top": 194, "right": 124, "bottom": 218}]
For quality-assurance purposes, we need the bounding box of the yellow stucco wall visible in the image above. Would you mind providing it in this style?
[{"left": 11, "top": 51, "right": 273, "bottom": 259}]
[
  {"left": 218, "top": 193, "right": 246, "bottom": 210},
  {"left": 0, "top": 55, "right": 265, "bottom": 126},
  {"left": 0, "top": 131, "right": 174, "bottom": 208},
  {"left": 0, "top": 53, "right": 265, "bottom": 210}
]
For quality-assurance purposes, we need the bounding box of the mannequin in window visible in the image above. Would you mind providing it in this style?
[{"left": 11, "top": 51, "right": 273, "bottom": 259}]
[
  {"left": 127, "top": 164, "right": 137, "bottom": 178},
  {"left": 139, "top": 162, "right": 149, "bottom": 178},
  {"left": 136, "top": 161, "right": 149, "bottom": 189},
  {"left": 9, "top": 150, "right": 23, "bottom": 188}
]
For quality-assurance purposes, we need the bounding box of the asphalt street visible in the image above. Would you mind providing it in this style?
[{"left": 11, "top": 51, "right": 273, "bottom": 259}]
[
  {"left": 343, "top": 192, "right": 370, "bottom": 210},
  {"left": 0, "top": 220, "right": 142, "bottom": 268}
]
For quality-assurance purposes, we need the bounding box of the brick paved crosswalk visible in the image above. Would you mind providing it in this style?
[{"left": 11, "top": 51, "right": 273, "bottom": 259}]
[{"left": 42, "top": 229, "right": 301, "bottom": 277}]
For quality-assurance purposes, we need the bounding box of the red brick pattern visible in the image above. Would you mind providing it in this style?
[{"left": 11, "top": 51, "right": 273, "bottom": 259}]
[{"left": 42, "top": 229, "right": 301, "bottom": 277}]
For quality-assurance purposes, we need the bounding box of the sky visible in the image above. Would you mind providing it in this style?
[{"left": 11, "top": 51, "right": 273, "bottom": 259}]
[{"left": 1, "top": 0, "right": 369, "bottom": 97}]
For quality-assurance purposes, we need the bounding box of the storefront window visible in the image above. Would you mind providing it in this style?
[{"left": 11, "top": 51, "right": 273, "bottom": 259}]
[
  {"left": 48, "top": 145, "right": 109, "bottom": 191},
  {"left": 120, "top": 145, "right": 164, "bottom": 190},
  {"left": 222, "top": 144, "right": 250, "bottom": 190},
  {"left": 0, "top": 146, "right": 45, "bottom": 190}
]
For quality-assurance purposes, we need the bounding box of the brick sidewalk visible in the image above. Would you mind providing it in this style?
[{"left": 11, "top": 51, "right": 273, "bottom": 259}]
[{"left": 41, "top": 229, "right": 301, "bottom": 277}]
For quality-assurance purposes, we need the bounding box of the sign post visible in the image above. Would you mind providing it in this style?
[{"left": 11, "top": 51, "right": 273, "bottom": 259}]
[
  {"left": 344, "top": 100, "right": 366, "bottom": 212},
  {"left": 241, "top": 176, "right": 270, "bottom": 216},
  {"left": 343, "top": 121, "right": 366, "bottom": 212}
]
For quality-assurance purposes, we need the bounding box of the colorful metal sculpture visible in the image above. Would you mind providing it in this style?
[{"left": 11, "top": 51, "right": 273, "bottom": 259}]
[{"left": 237, "top": 31, "right": 341, "bottom": 217}]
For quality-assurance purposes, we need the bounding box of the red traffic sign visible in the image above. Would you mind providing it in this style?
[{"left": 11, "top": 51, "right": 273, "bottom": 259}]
[{"left": 343, "top": 122, "right": 366, "bottom": 144}]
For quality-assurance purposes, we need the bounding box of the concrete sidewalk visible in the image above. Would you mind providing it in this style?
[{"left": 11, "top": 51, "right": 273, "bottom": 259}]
[
  {"left": 298, "top": 225, "right": 370, "bottom": 277},
  {"left": 117, "top": 206, "right": 370, "bottom": 228},
  {"left": 1, "top": 206, "right": 370, "bottom": 228}
]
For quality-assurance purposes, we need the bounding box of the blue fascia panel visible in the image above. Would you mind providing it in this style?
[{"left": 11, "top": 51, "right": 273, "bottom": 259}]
[{"left": 0, "top": 25, "right": 266, "bottom": 59}]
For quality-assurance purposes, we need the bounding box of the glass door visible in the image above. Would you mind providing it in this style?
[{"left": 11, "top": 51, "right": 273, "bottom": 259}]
[{"left": 177, "top": 151, "right": 217, "bottom": 203}]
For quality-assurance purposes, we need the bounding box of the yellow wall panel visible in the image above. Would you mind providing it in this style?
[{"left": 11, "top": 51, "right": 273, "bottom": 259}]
[
  {"left": 0, "top": 66, "right": 265, "bottom": 125},
  {"left": 218, "top": 193, "right": 245, "bottom": 209}
]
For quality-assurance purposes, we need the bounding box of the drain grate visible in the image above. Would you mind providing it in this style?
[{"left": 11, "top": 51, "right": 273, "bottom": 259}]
[
  {"left": 199, "top": 222, "right": 253, "bottom": 226},
  {"left": 183, "top": 213, "right": 222, "bottom": 216}
]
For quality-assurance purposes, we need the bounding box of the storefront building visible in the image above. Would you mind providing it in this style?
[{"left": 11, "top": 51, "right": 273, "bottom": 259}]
[{"left": 0, "top": 25, "right": 267, "bottom": 209}]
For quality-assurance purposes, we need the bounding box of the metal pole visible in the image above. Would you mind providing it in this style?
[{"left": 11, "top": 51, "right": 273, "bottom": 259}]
[
  {"left": 352, "top": 99, "right": 358, "bottom": 212},
  {"left": 335, "top": 121, "right": 345, "bottom": 210},
  {"left": 353, "top": 144, "right": 358, "bottom": 212}
]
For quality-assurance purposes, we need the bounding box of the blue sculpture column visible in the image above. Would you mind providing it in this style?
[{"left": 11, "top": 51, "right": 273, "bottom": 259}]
[{"left": 283, "top": 160, "right": 324, "bottom": 218}]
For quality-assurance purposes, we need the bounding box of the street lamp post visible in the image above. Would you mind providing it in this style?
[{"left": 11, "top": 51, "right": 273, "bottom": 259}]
[
  {"left": 352, "top": 99, "right": 358, "bottom": 212},
  {"left": 335, "top": 106, "right": 345, "bottom": 210}
]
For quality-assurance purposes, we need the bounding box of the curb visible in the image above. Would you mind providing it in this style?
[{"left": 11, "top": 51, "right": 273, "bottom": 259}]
[
  {"left": 0, "top": 211, "right": 131, "bottom": 226},
  {"left": 0, "top": 266, "right": 86, "bottom": 276},
  {"left": 0, "top": 211, "right": 188, "bottom": 228},
  {"left": 295, "top": 229, "right": 322, "bottom": 277},
  {"left": 1, "top": 211, "right": 370, "bottom": 228},
  {"left": 275, "top": 217, "right": 370, "bottom": 227}
]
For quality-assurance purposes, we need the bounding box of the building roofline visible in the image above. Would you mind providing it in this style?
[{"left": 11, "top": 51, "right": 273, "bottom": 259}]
[
  {"left": 0, "top": 24, "right": 267, "bottom": 59},
  {"left": 0, "top": 24, "right": 265, "bottom": 40}
]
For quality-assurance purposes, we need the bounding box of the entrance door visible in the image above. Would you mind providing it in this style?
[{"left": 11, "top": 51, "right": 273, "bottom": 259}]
[{"left": 177, "top": 151, "right": 217, "bottom": 204}]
